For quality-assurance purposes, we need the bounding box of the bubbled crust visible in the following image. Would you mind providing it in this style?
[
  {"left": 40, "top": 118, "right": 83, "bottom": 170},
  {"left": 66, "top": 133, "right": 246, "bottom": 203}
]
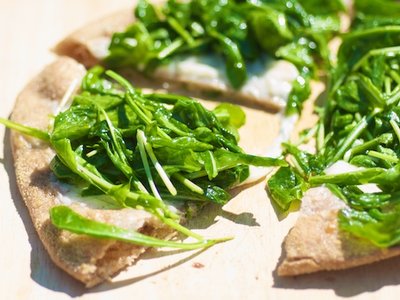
[
  {"left": 10, "top": 57, "right": 171, "bottom": 287},
  {"left": 278, "top": 187, "right": 400, "bottom": 276}
]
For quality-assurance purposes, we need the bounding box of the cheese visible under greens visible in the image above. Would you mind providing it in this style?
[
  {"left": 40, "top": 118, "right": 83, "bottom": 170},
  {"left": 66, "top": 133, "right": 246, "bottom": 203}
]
[
  {"left": 154, "top": 55, "right": 299, "bottom": 109},
  {"left": 87, "top": 36, "right": 299, "bottom": 110}
]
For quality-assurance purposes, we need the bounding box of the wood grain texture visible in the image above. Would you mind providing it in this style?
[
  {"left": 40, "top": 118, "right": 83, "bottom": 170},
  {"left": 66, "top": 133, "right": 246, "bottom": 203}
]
[{"left": 1, "top": 1, "right": 400, "bottom": 299}]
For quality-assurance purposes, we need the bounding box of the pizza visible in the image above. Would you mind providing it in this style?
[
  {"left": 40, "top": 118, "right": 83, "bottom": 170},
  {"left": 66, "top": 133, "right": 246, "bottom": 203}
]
[{"left": 3, "top": 0, "right": 400, "bottom": 290}]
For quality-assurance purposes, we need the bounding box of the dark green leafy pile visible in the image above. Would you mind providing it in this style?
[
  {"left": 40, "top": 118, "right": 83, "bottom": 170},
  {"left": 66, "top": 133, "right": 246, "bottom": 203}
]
[
  {"left": 267, "top": 3, "right": 400, "bottom": 248},
  {"left": 1, "top": 67, "right": 285, "bottom": 249},
  {"left": 106, "top": 0, "right": 344, "bottom": 114}
]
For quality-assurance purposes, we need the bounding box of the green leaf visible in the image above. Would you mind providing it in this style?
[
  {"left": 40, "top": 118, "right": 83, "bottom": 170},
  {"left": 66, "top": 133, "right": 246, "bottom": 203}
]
[
  {"left": 339, "top": 205, "right": 400, "bottom": 248},
  {"left": 50, "top": 205, "right": 231, "bottom": 249},
  {"left": 82, "top": 66, "right": 122, "bottom": 96},
  {"left": 52, "top": 105, "right": 97, "bottom": 141},
  {"left": 135, "top": 0, "right": 160, "bottom": 27},
  {"left": 249, "top": 9, "right": 293, "bottom": 54},
  {"left": 0, "top": 118, "right": 49, "bottom": 142},
  {"left": 213, "top": 103, "right": 246, "bottom": 129},
  {"left": 267, "top": 167, "right": 308, "bottom": 212},
  {"left": 355, "top": 0, "right": 400, "bottom": 18},
  {"left": 285, "top": 72, "right": 311, "bottom": 115}
]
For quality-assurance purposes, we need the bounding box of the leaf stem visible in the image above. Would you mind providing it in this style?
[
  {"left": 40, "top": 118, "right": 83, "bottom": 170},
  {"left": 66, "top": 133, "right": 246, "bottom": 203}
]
[
  {"left": 137, "top": 130, "right": 177, "bottom": 196},
  {"left": 330, "top": 116, "right": 369, "bottom": 164},
  {"left": 173, "top": 173, "right": 204, "bottom": 195},
  {"left": 0, "top": 118, "right": 50, "bottom": 142},
  {"left": 137, "top": 130, "right": 162, "bottom": 200}
]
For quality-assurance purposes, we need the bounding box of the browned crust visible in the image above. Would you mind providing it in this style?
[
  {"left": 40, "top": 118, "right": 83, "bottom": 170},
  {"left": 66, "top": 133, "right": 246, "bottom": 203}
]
[
  {"left": 278, "top": 187, "right": 400, "bottom": 276},
  {"left": 10, "top": 57, "right": 171, "bottom": 287},
  {"left": 53, "top": 10, "right": 134, "bottom": 68}
]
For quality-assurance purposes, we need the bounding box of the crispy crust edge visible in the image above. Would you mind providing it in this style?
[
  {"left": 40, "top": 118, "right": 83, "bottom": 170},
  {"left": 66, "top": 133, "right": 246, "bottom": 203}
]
[{"left": 277, "top": 187, "right": 400, "bottom": 276}]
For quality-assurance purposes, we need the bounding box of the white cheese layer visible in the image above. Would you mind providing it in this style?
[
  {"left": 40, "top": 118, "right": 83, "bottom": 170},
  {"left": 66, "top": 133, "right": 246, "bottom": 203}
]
[
  {"left": 154, "top": 55, "right": 298, "bottom": 109},
  {"left": 324, "top": 160, "right": 381, "bottom": 193},
  {"left": 54, "top": 180, "right": 120, "bottom": 209},
  {"left": 87, "top": 38, "right": 298, "bottom": 109},
  {"left": 54, "top": 179, "right": 182, "bottom": 215}
]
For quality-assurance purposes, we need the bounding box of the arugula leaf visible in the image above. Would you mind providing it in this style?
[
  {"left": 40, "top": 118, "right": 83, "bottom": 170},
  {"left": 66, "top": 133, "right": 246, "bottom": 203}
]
[
  {"left": 354, "top": 0, "right": 400, "bottom": 18},
  {"left": 339, "top": 203, "right": 400, "bottom": 248},
  {"left": 52, "top": 105, "right": 97, "bottom": 141},
  {"left": 51, "top": 205, "right": 231, "bottom": 249},
  {"left": 267, "top": 167, "right": 308, "bottom": 212},
  {"left": 249, "top": 8, "right": 293, "bottom": 54},
  {"left": 0, "top": 118, "right": 50, "bottom": 142}
]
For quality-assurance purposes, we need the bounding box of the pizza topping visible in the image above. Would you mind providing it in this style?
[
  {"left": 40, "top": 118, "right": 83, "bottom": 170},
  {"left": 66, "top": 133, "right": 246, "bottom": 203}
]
[
  {"left": 50, "top": 205, "right": 230, "bottom": 249},
  {"left": 1, "top": 67, "right": 286, "bottom": 249}
]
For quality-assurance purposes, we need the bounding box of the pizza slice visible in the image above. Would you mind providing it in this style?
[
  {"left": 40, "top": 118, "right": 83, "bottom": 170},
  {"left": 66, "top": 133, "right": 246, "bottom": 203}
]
[
  {"left": 2, "top": 55, "right": 287, "bottom": 286},
  {"left": 8, "top": 57, "right": 165, "bottom": 287},
  {"left": 54, "top": 0, "right": 344, "bottom": 113},
  {"left": 270, "top": 0, "right": 400, "bottom": 276}
]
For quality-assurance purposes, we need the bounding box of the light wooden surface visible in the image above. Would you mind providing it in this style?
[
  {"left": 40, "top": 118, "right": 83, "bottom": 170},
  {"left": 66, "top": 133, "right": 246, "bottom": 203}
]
[{"left": 1, "top": 1, "right": 400, "bottom": 299}]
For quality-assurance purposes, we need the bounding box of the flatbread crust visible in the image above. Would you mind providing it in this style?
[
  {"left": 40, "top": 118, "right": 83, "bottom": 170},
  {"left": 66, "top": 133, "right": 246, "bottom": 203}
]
[
  {"left": 10, "top": 57, "right": 172, "bottom": 287},
  {"left": 278, "top": 187, "right": 400, "bottom": 276}
]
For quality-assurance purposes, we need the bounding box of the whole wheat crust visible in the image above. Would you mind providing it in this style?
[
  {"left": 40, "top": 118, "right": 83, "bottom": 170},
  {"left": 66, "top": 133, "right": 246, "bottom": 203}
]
[
  {"left": 278, "top": 187, "right": 400, "bottom": 276},
  {"left": 10, "top": 57, "right": 172, "bottom": 287}
]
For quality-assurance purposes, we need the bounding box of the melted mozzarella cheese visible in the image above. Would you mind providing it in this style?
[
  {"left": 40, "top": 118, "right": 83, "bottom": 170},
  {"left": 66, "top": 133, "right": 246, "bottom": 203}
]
[
  {"left": 324, "top": 160, "right": 381, "bottom": 193},
  {"left": 54, "top": 180, "right": 120, "bottom": 209},
  {"left": 88, "top": 37, "right": 298, "bottom": 108},
  {"left": 154, "top": 55, "right": 298, "bottom": 109},
  {"left": 54, "top": 178, "right": 182, "bottom": 214}
]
